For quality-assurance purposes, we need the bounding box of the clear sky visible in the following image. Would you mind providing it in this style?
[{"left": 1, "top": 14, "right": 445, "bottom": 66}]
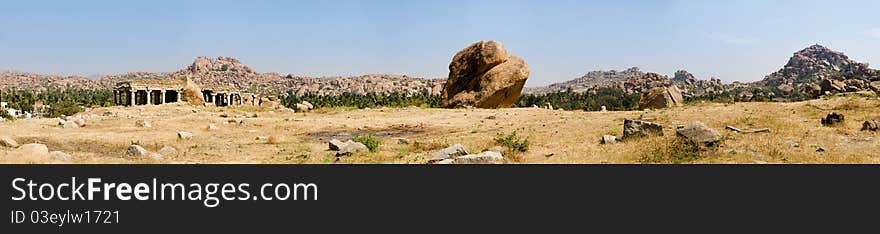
[{"left": 1, "top": 0, "right": 878, "bottom": 86}]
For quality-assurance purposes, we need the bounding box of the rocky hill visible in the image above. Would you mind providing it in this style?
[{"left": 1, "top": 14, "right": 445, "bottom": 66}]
[
  {"left": 1, "top": 57, "right": 445, "bottom": 96},
  {"left": 756, "top": 44, "right": 880, "bottom": 97},
  {"left": 523, "top": 67, "right": 723, "bottom": 97}
]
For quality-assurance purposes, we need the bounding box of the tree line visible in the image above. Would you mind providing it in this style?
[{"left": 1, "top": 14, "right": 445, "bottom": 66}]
[
  {"left": 2, "top": 87, "right": 715, "bottom": 120},
  {"left": 1, "top": 89, "right": 112, "bottom": 118}
]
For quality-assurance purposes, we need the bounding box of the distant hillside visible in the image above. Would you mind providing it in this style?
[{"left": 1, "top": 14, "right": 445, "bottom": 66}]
[
  {"left": 755, "top": 44, "right": 880, "bottom": 97},
  {"left": 0, "top": 56, "right": 445, "bottom": 96},
  {"left": 523, "top": 67, "right": 723, "bottom": 97}
]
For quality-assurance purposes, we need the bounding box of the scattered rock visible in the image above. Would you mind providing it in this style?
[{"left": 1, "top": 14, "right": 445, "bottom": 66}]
[
  {"left": 256, "top": 136, "right": 270, "bottom": 141},
  {"left": 135, "top": 120, "right": 152, "bottom": 128},
  {"left": 47, "top": 151, "right": 72, "bottom": 161},
  {"left": 676, "top": 122, "right": 723, "bottom": 146},
  {"left": 430, "top": 144, "right": 469, "bottom": 162},
  {"left": 295, "top": 103, "right": 310, "bottom": 112},
  {"left": 336, "top": 141, "right": 368, "bottom": 156},
  {"left": 441, "top": 40, "right": 530, "bottom": 108},
  {"left": 862, "top": 119, "right": 879, "bottom": 131},
  {"left": 126, "top": 145, "right": 148, "bottom": 157},
  {"left": 781, "top": 140, "right": 800, "bottom": 148},
  {"left": 11, "top": 144, "right": 49, "bottom": 158},
  {"left": 601, "top": 135, "right": 617, "bottom": 144},
  {"left": 816, "top": 147, "right": 827, "bottom": 153},
  {"left": 219, "top": 113, "right": 229, "bottom": 118},
  {"left": 327, "top": 139, "right": 368, "bottom": 156},
  {"left": 157, "top": 146, "right": 178, "bottom": 156},
  {"left": 436, "top": 159, "right": 456, "bottom": 164},
  {"left": 73, "top": 118, "right": 86, "bottom": 127},
  {"left": 821, "top": 112, "right": 845, "bottom": 126},
  {"left": 328, "top": 139, "right": 346, "bottom": 151},
  {"left": 396, "top": 138, "right": 411, "bottom": 144},
  {"left": 0, "top": 136, "right": 18, "bottom": 148},
  {"left": 453, "top": 151, "right": 504, "bottom": 164},
  {"left": 177, "top": 131, "right": 193, "bottom": 140},
  {"left": 149, "top": 153, "right": 165, "bottom": 161},
  {"left": 622, "top": 119, "right": 663, "bottom": 139},
  {"left": 600, "top": 106, "right": 607, "bottom": 112},
  {"left": 302, "top": 101, "right": 314, "bottom": 110},
  {"left": 820, "top": 78, "right": 846, "bottom": 93},
  {"left": 206, "top": 124, "right": 220, "bottom": 131}
]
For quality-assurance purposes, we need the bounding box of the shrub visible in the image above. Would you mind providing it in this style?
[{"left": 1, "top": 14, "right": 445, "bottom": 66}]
[
  {"left": 639, "top": 138, "right": 703, "bottom": 164},
  {"left": 495, "top": 131, "right": 529, "bottom": 153},
  {"left": 0, "top": 109, "right": 12, "bottom": 120},
  {"left": 352, "top": 135, "right": 381, "bottom": 152},
  {"left": 47, "top": 100, "right": 83, "bottom": 118}
]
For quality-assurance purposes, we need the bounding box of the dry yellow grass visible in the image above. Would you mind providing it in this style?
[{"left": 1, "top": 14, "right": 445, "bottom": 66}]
[{"left": 1, "top": 96, "right": 878, "bottom": 164}]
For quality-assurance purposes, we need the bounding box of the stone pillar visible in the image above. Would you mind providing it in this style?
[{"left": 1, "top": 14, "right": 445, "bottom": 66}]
[
  {"left": 177, "top": 90, "right": 182, "bottom": 103},
  {"left": 113, "top": 90, "right": 118, "bottom": 105},
  {"left": 145, "top": 89, "right": 152, "bottom": 105},
  {"left": 130, "top": 91, "right": 135, "bottom": 106},
  {"left": 160, "top": 90, "right": 166, "bottom": 105}
]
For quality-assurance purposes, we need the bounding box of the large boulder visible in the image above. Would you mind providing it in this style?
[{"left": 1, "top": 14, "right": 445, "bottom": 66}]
[
  {"left": 820, "top": 79, "right": 846, "bottom": 94},
  {"left": 622, "top": 119, "right": 664, "bottom": 139},
  {"left": 676, "top": 122, "right": 723, "bottom": 147},
  {"left": 441, "top": 41, "right": 530, "bottom": 108},
  {"left": 639, "top": 86, "right": 684, "bottom": 109},
  {"left": 182, "top": 77, "right": 205, "bottom": 105}
]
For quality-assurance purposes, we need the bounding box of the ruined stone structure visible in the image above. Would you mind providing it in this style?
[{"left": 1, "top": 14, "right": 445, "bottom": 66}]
[{"left": 113, "top": 80, "right": 249, "bottom": 107}]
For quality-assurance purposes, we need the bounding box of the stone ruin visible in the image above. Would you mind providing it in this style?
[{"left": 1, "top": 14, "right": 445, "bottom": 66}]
[{"left": 113, "top": 79, "right": 273, "bottom": 107}]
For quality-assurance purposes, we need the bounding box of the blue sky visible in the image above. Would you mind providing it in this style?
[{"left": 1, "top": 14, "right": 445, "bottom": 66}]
[{"left": 1, "top": 0, "right": 878, "bottom": 86}]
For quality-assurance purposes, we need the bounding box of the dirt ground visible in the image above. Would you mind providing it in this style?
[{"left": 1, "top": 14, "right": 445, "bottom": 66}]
[{"left": 1, "top": 96, "right": 878, "bottom": 164}]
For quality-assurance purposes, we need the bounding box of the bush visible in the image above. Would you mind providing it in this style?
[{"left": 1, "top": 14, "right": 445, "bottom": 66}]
[
  {"left": 0, "top": 109, "right": 12, "bottom": 120},
  {"left": 495, "top": 131, "right": 529, "bottom": 153},
  {"left": 352, "top": 135, "right": 381, "bottom": 152},
  {"left": 47, "top": 100, "right": 83, "bottom": 118},
  {"left": 639, "top": 138, "right": 704, "bottom": 164}
]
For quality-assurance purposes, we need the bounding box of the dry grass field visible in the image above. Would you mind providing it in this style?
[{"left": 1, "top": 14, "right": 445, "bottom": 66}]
[{"left": 1, "top": 95, "right": 878, "bottom": 164}]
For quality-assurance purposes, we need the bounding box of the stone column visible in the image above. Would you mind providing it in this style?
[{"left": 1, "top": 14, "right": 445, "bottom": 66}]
[
  {"left": 145, "top": 89, "right": 152, "bottom": 105},
  {"left": 160, "top": 90, "right": 166, "bottom": 105},
  {"left": 177, "top": 90, "right": 182, "bottom": 103},
  {"left": 113, "top": 90, "right": 118, "bottom": 105},
  {"left": 130, "top": 91, "right": 135, "bottom": 106}
]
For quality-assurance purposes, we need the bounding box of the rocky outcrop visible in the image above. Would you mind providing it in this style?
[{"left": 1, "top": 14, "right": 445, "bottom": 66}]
[
  {"left": 441, "top": 41, "right": 530, "bottom": 108},
  {"left": 672, "top": 70, "right": 724, "bottom": 97},
  {"left": 638, "top": 86, "right": 684, "bottom": 109},
  {"left": 1, "top": 56, "right": 446, "bottom": 97},
  {"left": 523, "top": 67, "right": 644, "bottom": 94},
  {"left": 758, "top": 45, "right": 880, "bottom": 97}
]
